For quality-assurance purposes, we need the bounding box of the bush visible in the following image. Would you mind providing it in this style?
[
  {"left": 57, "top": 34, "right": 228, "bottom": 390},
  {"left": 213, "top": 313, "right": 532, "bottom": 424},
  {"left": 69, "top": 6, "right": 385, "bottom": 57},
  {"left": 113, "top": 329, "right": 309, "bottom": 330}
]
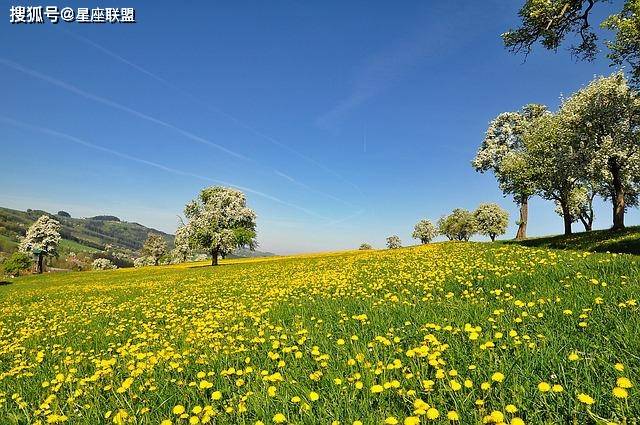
[
  {"left": 359, "top": 243, "right": 373, "bottom": 250},
  {"left": 92, "top": 258, "right": 117, "bottom": 270},
  {"left": 133, "top": 256, "right": 155, "bottom": 268},
  {"left": 2, "top": 252, "right": 32, "bottom": 276}
]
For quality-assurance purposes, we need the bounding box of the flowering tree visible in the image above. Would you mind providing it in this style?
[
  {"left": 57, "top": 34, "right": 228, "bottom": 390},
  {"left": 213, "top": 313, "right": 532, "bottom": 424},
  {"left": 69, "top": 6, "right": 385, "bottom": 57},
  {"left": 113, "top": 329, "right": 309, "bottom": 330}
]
[
  {"left": 412, "top": 219, "right": 438, "bottom": 244},
  {"left": 523, "top": 111, "right": 584, "bottom": 235},
  {"left": 19, "top": 215, "right": 61, "bottom": 274},
  {"left": 92, "top": 258, "right": 117, "bottom": 270},
  {"left": 386, "top": 235, "right": 402, "bottom": 249},
  {"left": 171, "top": 225, "right": 191, "bottom": 263},
  {"left": 473, "top": 104, "right": 546, "bottom": 239},
  {"left": 474, "top": 203, "right": 509, "bottom": 242},
  {"left": 561, "top": 73, "right": 640, "bottom": 230},
  {"left": 184, "top": 186, "right": 257, "bottom": 266},
  {"left": 444, "top": 209, "right": 477, "bottom": 242},
  {"left": 359, "top": 243, "right": 373, "bottom": 250},
  {"left": 142, "top": 234, "right": 168, "bottom": 266}
]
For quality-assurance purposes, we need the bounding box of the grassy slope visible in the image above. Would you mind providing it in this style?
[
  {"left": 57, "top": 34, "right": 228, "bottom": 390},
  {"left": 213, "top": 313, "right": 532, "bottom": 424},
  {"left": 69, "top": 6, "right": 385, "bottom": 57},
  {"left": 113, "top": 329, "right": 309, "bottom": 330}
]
[
  {"left": 506, "top": 226, "right": 640, "bottom": 255},
  {"left": 0, "top": 243, "right": 638, "bottom": 424}
]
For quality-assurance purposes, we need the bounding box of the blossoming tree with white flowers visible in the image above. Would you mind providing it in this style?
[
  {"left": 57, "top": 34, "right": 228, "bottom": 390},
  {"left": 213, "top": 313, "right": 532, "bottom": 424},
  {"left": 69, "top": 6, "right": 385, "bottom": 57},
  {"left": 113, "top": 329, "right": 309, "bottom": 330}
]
[
  {"left": 183, "top": 186, "right": 257, "bottom": 266},
  {"left": 19, "top": 215, "right": 61, "bottom": 274}
]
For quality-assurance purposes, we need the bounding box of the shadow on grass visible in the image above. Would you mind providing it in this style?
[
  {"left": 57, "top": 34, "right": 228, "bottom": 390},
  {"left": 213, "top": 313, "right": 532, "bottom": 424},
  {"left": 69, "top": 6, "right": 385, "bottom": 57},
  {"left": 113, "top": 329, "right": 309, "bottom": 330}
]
[
  {"left": 504, "top": 226, "right": 640, "bottom": 255},
  {"left": 0, "top": 280, "right": 13, "bottom": 286}
]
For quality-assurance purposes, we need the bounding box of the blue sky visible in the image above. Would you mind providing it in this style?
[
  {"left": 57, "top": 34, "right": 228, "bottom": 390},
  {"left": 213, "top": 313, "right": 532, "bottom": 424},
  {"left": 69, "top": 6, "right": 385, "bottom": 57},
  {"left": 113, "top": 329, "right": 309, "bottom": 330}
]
[{"left": 1, "top": 1, "right": 634, "bottom": 254}]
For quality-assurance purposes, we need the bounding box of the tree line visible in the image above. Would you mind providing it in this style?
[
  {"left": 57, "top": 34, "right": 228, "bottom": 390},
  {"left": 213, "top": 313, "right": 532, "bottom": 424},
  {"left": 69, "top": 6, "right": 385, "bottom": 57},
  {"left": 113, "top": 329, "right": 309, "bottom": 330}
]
[
  {"left": 364, "top": 203, "right": 510, "bottom": 250},
  {"left": 473, "top": 72, "right": 640, "bottom": 238}
]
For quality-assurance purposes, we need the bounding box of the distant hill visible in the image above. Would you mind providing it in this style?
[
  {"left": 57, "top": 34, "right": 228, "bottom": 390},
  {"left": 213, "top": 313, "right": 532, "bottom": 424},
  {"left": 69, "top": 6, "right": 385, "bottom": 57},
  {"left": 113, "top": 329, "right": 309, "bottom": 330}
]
[
  {"left": 0, "top": 207, "right": 173, "bottom": 253},
  {"left": 0, "top": 206, "right": 275, "bottom": 258}
]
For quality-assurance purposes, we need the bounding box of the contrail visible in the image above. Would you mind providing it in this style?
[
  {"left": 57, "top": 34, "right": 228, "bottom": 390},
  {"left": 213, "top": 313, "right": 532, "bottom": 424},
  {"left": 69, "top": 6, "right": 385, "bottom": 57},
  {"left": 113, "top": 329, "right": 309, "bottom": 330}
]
[
  {"left": 0, "top": 116, "right": 329, "bottom": 220},
  {"left": 0, "top": 57, "right": 359, "bottom": 208},
  {"left": 60, "top": 29, "right": 365, "bottom": 198},
  {"left": 0, "top": 58, "right": 249, "bottom": 161}
]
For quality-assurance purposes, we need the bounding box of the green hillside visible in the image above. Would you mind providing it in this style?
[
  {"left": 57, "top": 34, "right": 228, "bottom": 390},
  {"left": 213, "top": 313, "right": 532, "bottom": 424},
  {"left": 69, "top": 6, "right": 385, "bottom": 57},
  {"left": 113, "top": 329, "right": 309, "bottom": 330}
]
[
  {"left": 507, "top": 226, "right": 640, "bottom": 255},
  {"left": 0, "top": 206, "right": 173, "bottom": 254}
]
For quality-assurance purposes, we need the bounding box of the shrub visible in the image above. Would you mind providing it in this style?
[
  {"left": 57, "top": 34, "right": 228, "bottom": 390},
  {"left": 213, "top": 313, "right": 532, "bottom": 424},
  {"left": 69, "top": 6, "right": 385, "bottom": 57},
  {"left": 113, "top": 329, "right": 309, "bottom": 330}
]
[
  {"left": 2, "top": 252, "right": 32, "bottom": 276},
  {"left": 92, "top": 258, "right": 117, "bottom": 270}
]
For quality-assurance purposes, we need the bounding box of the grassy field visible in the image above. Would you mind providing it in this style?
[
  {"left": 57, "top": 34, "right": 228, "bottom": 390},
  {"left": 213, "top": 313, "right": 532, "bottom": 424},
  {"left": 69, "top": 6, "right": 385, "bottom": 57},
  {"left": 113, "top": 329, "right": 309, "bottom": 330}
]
[
  {"left": 507, "top": 226, "right": 640, "bottom": 255},
  {"left": 0, "top": 243, "right": 638, "bottom": 424}
]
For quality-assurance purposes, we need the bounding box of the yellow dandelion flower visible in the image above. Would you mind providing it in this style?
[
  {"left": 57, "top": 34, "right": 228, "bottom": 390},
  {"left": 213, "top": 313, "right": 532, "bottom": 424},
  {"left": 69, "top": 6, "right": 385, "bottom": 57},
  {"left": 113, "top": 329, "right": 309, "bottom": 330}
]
[
  {"left": 537, "top": 382, "right": 551, "bottom": 392},
  {"left": 612, "top": 387, "right": 628, "bottom": 398},
  {"left": 577, "top": 393, "right": 595, "bottom": 405}
]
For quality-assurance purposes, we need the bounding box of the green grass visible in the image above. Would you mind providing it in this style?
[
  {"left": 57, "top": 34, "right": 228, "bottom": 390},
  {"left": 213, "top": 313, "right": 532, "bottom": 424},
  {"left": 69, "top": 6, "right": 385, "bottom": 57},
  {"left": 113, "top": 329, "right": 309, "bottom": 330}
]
[
  {"left": 57, "top": 238, "right": 100, "bottom": 254},
  {"left": 506, "top": 226, "right": 640, "bottom": 255},
  {"left": 0, "top": 243, "right": 638, "bottom": 424}
]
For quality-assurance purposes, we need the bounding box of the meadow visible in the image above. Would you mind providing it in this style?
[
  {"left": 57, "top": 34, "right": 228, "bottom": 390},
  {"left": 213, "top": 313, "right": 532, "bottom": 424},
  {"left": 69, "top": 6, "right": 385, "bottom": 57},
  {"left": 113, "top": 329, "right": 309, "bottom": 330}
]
[{"left": 0, "top": 243, "right": 638, "bottom": 424}]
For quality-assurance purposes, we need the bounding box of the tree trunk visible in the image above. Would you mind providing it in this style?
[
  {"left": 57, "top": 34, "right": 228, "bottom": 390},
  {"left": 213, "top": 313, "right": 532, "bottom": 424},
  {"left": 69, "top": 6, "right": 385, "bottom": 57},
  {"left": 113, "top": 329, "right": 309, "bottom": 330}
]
[
  {"left": 211, "top": 248, "right": 219, "bottom": 266},
  {"left": 515, "top": 197, "right": 528, "bottom": 240},
  {"left": 36, "top": 253, "right": 44, "bottom": 274},
  {"left": 560, "top": 200, "right": 573, "bottom": 236},
  {"left": 490, "top": 234, "right": 496, "bottom": 242},
  {"left": 579, "top": 215, "right": 592, "bottom": 232},
  {"left": 610, "top": 161, "right": 625, "bottom": 230}
]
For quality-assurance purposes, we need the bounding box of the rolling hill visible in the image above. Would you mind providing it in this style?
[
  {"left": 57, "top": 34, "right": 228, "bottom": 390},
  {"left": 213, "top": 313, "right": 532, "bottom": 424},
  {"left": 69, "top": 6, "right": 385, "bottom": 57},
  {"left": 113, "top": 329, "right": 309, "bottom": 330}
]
[{"left": 0, "top": 206, "right": 275, "bottom": 258}]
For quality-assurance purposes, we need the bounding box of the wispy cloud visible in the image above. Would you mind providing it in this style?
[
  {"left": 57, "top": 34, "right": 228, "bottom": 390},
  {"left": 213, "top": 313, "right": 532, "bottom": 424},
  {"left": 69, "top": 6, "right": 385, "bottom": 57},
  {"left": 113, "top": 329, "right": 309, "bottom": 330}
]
[
  {"left": 315, "top": 21, "right": 450, "bottom": 129},
  {"left": 0, "top": 116, "right": 329, "bottom": 221},
  {"left": 59, "top": 30, "right": 365, "bottom": 200}
]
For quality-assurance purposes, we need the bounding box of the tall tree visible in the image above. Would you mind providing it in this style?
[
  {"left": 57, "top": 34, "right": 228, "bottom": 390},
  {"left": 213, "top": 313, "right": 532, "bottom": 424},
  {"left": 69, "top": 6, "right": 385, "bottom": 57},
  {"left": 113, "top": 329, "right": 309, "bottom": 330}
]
[
  {"left": 171, "top": 225, "right": 191, "bottom": 263},
  {"left": 445, "top": 208, "right": 478, "bottom": 242},
  {"left": 560, "top": 73, "right": 640, "bottom": 230},
  {"left": 142, "top": 233, "right": 168, "bottom": 266},
  {"left": 523, "top": 112, "right": 583, "bottom": 235},
  {"left": 184, "top": 186, "right": 257, "bottom": 266},
  {"left": 412, "top": 219, "right": 438, "bottom": 244},
  {"left": 19, "top": 215, "right": 61, "bottom": 274},
  {"left": 474, "top": 203, "right": 510, "bottom": 242},
  {"left": 472, "top": 104, "right": 546, "bottom": 239},
  {"left": 503, "top": 0, "right": 640, "bottom": 85}
]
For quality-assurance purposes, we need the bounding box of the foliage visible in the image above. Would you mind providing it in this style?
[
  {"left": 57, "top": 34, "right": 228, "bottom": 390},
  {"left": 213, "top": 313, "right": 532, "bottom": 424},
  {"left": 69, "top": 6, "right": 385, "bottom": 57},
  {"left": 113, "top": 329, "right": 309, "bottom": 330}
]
[
  {"left": 358, "top": 243, "right": 373, "bottom": 250},
  {"left": 1, "top": 244, "right": 639, "bottom": 423},
  {"left": 142, "top": 234, "right": 168, "bottom": 266},
  {"left": 385, "top": 235, "right": 402, "bottom": 249},
  {"left": 1, "top": 251, "right": 32, "bottom": 276},
  {"left": 439, "top": 209, "right": 477, "bottom": 242},
  {"left": 560, "top": 72, "right": 640, "bottom": 229},
  {"left": 18, "top": 215, "right": 61, "bottom": 258},
  {"left": 411, "top": 219, "right": 438, "bottom": 244},
  {"left": 473, "top": 104, "right": 546, "bottom": 239},
  {"left": 171, "top": 225, "right": 191, "bottom": 263},
  {"left": 602, "top": 1, "right": 640, "bottom": 85},
  {"left": 133, "top": 256, "right": 155, "bottom": 268},
  {"left": 504, "top": 0, "right": 640, "bottom": 85},
  {"left": 473, "top": 203, "right": 509, "bottom": 241},
  {"left": 56, "top": 211, "right": 71, "bottom": 218},
  {"left": 183, "top": 186, "right": 257, "bottom": 265},
  {"left": 92, "top": 258, "right": 117, "bottom": 270}
]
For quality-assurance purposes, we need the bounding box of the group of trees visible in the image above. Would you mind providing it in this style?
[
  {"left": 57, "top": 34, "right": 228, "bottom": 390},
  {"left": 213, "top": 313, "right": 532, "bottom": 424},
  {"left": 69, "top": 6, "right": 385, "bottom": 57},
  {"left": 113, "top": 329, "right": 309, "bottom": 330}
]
[
  {"left": 372, "top": 203, "right": 510, "bottom": 250},
  {"left": 436, "top": 203, "right": 510, "bottom": 242},
  {"left": 474, "top": 73, "right": 640, "bottom": 237}
]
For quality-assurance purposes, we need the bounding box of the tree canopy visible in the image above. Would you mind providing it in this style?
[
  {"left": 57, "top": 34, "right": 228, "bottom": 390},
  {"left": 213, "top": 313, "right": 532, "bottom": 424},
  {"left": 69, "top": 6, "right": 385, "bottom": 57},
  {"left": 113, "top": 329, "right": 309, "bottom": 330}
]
[
  {"left": 19, "top": 215, "right": 61, "bottom": 274},
  {"left": 474, "top": 203, "right": 510, "bottom": 241},
  {"left": 504, "top": 0, "right": 640, "bottom": 84},
  {"left": 183, "top": 186, "right": 257, "bottom": 265},
  {"left": 142, "top": 233, "right": 168, "bottom": 266},
  {"left": 412, "top": 219, "right": 438, "bottom": 244}
]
